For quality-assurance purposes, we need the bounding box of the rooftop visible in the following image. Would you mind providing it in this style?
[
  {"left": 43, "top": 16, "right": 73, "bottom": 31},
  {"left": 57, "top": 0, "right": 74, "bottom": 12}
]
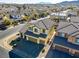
[
  {"left": 70, "top": 17, "right": 79, "bottom": 23},
  {"left": 29, "top": 16, "right": 56, "bottom": 30},
  {"left": 51, "top": 12, "right": 67, "bottom": 17},
  {"left": 53, "top": 36, "right": 79, "bottom": 50},
  {"left": 57, "top": 21, "right": 79, "bottom": 38}
]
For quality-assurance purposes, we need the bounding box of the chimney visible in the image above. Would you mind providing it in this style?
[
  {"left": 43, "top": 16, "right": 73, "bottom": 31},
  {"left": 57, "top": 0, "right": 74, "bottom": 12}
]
[{"left": 67, "top": 17, "right": 71, "bottom": 22}]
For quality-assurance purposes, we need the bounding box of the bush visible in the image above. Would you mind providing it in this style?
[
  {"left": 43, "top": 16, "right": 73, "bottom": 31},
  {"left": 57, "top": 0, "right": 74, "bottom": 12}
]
[
  {"left": 3, "top": 19, "right": 11, "bottom": 26},
  {"left": 12, "top": 21, "right": 18, "bottom": 26},
  {"left": 42, "top": 49, "right": 45, "bottom": 53}
]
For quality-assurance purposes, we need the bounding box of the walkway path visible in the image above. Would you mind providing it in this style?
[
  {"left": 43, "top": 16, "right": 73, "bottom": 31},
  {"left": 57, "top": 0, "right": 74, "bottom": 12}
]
[{"left": 38, "top": 31, "right": 56, "bottom": 58}]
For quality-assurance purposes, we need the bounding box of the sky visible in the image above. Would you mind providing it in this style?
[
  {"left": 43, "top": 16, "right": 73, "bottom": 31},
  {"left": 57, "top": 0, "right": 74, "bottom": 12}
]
[{"left": 0, "top": 0, "right": 78, "bottom": 4}]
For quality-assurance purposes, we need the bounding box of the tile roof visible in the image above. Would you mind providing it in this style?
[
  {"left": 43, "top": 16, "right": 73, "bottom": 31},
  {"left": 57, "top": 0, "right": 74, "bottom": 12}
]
[
  {"left": 29, "top": 16, "right": 56, "bottom": 30},
  {"left": 70, "top": 17, "right": 79, "bottom": 23},
  {"left": 57, "top": 21, "right": 79, "bottom": 38}
]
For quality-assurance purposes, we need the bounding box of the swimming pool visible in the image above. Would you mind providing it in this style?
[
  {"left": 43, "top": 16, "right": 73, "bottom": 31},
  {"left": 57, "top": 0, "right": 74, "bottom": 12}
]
[{"left": 9, "top": 37, "right": 44, "bottom": 58}]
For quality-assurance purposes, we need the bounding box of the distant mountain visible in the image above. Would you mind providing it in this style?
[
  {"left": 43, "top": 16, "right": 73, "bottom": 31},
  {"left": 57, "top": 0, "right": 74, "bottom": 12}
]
[
  {"left": 57, "top": 1, "right": 79, "bottom": 7},
  {"left": 0, "top": 2, "right": 5, "bottom": 4},
  {"left": 0, "top": 0, "right": 79, "bottom": 7},
  {"left": 38, "top": 2, "right": 52, "bottom": 4}
]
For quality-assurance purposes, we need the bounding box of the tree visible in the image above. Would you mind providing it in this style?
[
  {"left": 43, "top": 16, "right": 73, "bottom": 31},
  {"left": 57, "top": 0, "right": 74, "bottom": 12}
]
[
  {"left": 23, "top": 4, "right": 26, "bottom": 10},
  {"left": 39, "top": 13, "right": 45, "bottom": 18},
  {"left": 3, "top": 16, "right": 12, "bottom": 26},
  {"left": 54, "top": 17, "right": 60, "bottom": 23},
  {"left": 67, "top": 6, "right": 74, "bottom": 10},
  {"left": 12, "top": 21, "right": 18, "bottom": 26},
  {"left": 33, "top": 13, "right": 39, "bottom": 19},
  {"left": 39, "top": 12, "right": 48, "bottom": 18},
  {"left": 21, "top": 15, "right": 30, "bottom": 21},
  {"left": 3, "top": 19, "right": 11, "bottom": 26}
]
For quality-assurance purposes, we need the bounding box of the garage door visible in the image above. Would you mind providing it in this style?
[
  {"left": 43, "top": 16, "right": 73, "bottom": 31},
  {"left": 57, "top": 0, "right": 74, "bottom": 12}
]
[
  {"left": 74, "top": 52, "right": 79, "bottom": 57},
  {"left": 55, "top": 45, "right": 69, "bottom": 53},
  {"left": 28, "top": 37, "right": 37, "bottom": 43}
]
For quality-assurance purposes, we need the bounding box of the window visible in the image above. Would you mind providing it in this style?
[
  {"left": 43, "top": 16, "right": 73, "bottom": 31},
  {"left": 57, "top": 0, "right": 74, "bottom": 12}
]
[
  {"left": 29, "top": 27, "right": 32, "bottom": 31},
  {"left": 33, "top": 27, "right": 40, "bottom": 34},
  {"left": 28, "top": 25, "right": 34, "bottom": 31},
  {"left": 42, "top": 29, "right": 45, "bottom": 33},
  {"left": 75, "top": 38, "right": 79, "bottom": 45},
  {"left": 34, "top": 28, "right": 38, "bottom": 32},
  {"left": 59, "top": 32, "right": 65, "bottom": 37},
  {"left": 76, "top": 38, "right": 79, "bottom": 43}
]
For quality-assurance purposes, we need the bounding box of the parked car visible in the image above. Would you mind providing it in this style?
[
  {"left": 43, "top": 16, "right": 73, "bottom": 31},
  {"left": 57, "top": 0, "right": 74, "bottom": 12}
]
[{"left": 0, "top": 23, "right": 7, "bottom": 30}]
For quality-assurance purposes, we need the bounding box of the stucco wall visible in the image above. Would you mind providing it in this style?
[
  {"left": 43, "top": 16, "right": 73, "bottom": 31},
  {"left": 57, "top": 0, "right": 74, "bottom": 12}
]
[{"left": 68, "top": 36, "right": 76, "bottom": 43}]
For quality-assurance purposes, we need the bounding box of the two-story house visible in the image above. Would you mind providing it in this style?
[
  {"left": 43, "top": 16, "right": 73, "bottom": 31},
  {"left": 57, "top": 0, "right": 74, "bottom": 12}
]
[
  {"left": 56, "top": 21, "right": 79, "bottom": 45},
  {"left": 24, "top": 17, "right": 56, "bottom": 45}
]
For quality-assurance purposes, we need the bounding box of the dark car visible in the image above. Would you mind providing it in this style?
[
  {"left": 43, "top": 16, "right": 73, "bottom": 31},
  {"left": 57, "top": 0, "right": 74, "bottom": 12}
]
[{"left": 0, "top": 24, "right": 7, "bottom": 30}]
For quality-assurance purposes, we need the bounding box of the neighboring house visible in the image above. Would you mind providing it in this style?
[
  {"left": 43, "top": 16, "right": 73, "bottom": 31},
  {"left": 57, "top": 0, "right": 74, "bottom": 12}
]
[
  {"left": 65, "top": 9, "right": 77, "bottom": 17},
  {"left": 67, "top": 11, "right": 77, "bottom": 17},
  {"left": 24, "top": 17, "right": 56, "bottom": 45},
  {"left": 50, "top": 11, "right": 68, "bottom": 21},
  {"left": 10, "top": 13, "right": 21, "bottom": 22},
  {"left": 56, "top": 21, "right": 79, "bottom": 45},
  {"left": 50, "top": 9, "right": 77, "bottom": 22},
  {"left": 70, "top": 16, "right": 79, "bottom": 23},
  {"left": 3, "top": 6, "right": 18, "bottom": 14}
]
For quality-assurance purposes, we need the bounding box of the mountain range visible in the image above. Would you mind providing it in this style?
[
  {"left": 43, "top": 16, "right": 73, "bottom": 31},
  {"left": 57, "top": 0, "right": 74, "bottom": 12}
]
[
  {"left": 0, "top": 0, "right": 79, "bottom": 7},
  {"left": 57, "top": 0, "right": 79, "bottom": 7}
]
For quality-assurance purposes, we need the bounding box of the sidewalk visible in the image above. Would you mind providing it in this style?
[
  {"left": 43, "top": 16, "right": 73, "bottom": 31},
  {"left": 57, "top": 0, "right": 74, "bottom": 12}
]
[{"left": 38, "top": 31, "right": 56, "bottom": 58}]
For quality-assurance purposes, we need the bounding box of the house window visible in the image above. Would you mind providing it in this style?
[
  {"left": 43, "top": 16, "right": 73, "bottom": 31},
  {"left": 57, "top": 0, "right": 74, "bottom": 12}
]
[
  {"left": 34, "top": 28, "right": 38, "bottom": 32},
  {"left": 29, "top": 27, "right": 32, "bottom": 31},
  {"left": 42, "top": 29, "right": 45, "bottom": 33},
  {"left": 28, "top": 25, "right": 34, "bottom": 31},
  {"left": 76, "top": 38, "right": 79, "bottom": 43},
  {"left": 33, "top": 27, "right": 39, "bottom": 34},
  {"left": 59, "top": 32, "right": 65, "bottom": 37}
]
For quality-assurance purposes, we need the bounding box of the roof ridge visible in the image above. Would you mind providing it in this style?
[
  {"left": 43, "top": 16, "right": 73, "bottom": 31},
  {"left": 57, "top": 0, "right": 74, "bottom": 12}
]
[
  {"left": 57, "top": 23, "right": 71, "bottom": 31},
  {"left": 69, "top": 30, "right": 79, "bottom": 35},
  {"left": 29, "top": 16, "right": 49, "bottom": 24},
  {"left": 71, "top": 23, "right": 79, "bottom": 29},
  {"left": 41, "top": 20, "right": 48, "bottom": 30}
]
